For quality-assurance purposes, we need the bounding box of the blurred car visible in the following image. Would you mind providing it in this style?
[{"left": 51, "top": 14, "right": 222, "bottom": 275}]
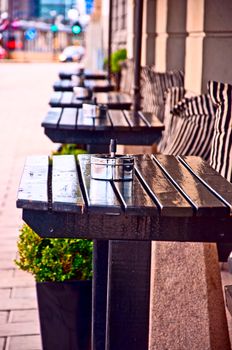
[
  {"left": 0, "top": 46, "right": 7, "bottom": 59},
  {"left": 59, "top": 45, "right": 85, "bottom": 63}
]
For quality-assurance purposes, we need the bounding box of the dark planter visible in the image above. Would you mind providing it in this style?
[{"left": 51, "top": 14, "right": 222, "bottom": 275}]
[{"left": 36, "top": 280, "right": 92, "bottom": 350}]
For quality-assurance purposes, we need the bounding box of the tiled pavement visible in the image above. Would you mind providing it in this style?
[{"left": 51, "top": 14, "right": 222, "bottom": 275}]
[
  {"left": 0, "top": 62, "right": 72, "bottom": 349},
  {"left": 0, "top": 62, "right": 232, "bottom": 349}
]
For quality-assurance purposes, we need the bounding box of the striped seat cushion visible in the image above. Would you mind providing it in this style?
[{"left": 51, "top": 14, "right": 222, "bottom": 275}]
[
  {"left": 140, "top": 68, "right": 184, "bottom": 121},
  {"left": 158, "top": 87, "right": 186, "bottom": 153},
  {"left": 208, "top": 81, "right": 232, "bottom": 182},
  {"left": 163, "top": 93, "right": 216, "bottom": 161}
]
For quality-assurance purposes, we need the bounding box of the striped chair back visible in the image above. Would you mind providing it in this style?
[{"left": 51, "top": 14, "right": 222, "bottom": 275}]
[
  {"left": 208, "top": 81, "right": 232, "bottom": 182},
  {"left": 158, "top": 87, "right": 186, "bottom": 153},
  {"left": 163, "top": 93, "right": 216, "bottom": 161},
  {"left": 140, "top": 68, "right": 184, "bottom": 122}
]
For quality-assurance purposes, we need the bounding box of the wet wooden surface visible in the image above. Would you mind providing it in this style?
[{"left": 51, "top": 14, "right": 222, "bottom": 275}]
[
  {"left": 49, "top": 91, "right": 132, "bottom": 110},
  {"left": 59, "top": 69, "right": 107, "bottom": 80},
  {"left": 17, "top": 154, "right": 232, "bottom": 241},
  {"left": 53, "top": 79, "right": 115, "bottom": 93},
  {"left": 42, "top": 109, "right": 164, "bottom": 145}
]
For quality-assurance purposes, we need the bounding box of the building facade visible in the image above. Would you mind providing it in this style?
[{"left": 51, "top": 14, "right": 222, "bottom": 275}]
[{"left": 109, "top": 0, "right": 232, "bottom": 94}]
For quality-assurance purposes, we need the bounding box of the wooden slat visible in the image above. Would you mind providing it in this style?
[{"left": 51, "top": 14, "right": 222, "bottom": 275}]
[
  {"left": 71, "top": 93, "right": 85, "bottom": 106},
  {"left": 59, "top": 70, "right": 107, "bottom": 80},
  {"left": 58, "top": 108, "right": 77, "bottom": 129},
  {"left": 84, "top": 71, "right": 107, "bottom": 80},
  {"left": 76, "top": 109, "right": 94, "bottom": 129},
  {"left": 84, "top": 80, "right": 95, "bottom": 90},
  {"left": 135, "top": 155, "right": 192, "bottom": 217},
  {"left": 17, "top": 156, "right": 49, "bottom": 210},
  {"left": 113, "top": 174, "right": 158, "bottom": 215},
  {"left": 52, "top": 155, "right": 84, "bottom": 212},
  {"left": 116, "top": 93, "right": 132, "bottom": 103},
  {"left": 123, "top": 110, "right": 147, "bottom": 128},
  {"left": 179, "top": 156, "right": 232, "bottom": 212},
  {"left": 94, "top": 92, "right": 132, "bottom": 105},
  {"left": 108, "top": 110, "right": 130, "bottom": 129},
  {"left": 93, "top": 112, "right": 112, "bottom": 130},
  {"left": 49, "top": 92, "right": 62, "bottom": 105},
  {"left": 94, "top": 93, "right": 110, "bottom": 105},
  {"left": 153, "top": 154, "right": 228, "bottom": 216},
  {"left": 60, "top": 92, "right": 73, "bottom": 105},
  {"left": 62, "top": 80, "right": 74, "bottom": 88},
  {"left": 76, "top": 108, "right": 112, "bottom": 130},
  {"left": 106, "top": 241, "right": 150, "bottom": 350},
  {"left": 41, "top": 108, "right": 62, "bottom": 128},
  {"left": 78, "top": 155, "right": 122, "bottom": 213},
  {"left": 138, "top": 111, "right": 164, "bottom": 129}
]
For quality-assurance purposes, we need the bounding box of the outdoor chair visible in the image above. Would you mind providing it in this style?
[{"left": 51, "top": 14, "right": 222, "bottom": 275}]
[
  {"left": 140, "top": 67, "right": 184, "bottom": 122},
  {"left": 207, "top": 80, "right": 232, "bottom": 183},
  {"left": 93, "top": 58, "right": 134, "bottom": 105},
  {"left": 160, "top": 91, "right": 216, "bottom": 161},
  {"left": 156, "top": 83, "right": 232, "bottom": 262},
  {"left": 118, "top": 58, "right": 134, "bottom": 94}
]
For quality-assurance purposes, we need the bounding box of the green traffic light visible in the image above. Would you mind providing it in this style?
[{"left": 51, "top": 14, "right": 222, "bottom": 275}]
[
  {"left": 72, "top": 25, "right": 81, "bottom": 35},
  {"left": 50, "top": 24, "right": 58, "bottom": 33}
]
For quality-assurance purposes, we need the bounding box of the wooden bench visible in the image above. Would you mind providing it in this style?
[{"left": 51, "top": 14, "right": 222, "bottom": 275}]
[
  {"left": 41, "top": 108, "right": 164, "bottom": 146},
  {"left": 49, "top": 91, "right": 132, "bottom": 110},
  {"left": 17, "top": 154, "right": 232, "bottom": 350}
]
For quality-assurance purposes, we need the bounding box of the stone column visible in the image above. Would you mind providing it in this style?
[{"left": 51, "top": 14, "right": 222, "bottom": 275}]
[
  {"left": 141, "top": 0, "right": 157, "bottom": 66},
  {"left": 166, "top": 0, "right": 187, "bottom": 71},
  {"left": 154, "top": 0, "right": 168, "bottom": 71},
  {"left": 201, "top": 0, "right": 232, "bottom": 92},
  {"left": 185, "top": 0, "right": 205, "bottom": 93},
  {"left": 185, "top": 0, "right": 232, "bottom": 93},
  {"left": 126, "top": 0, "right": 135, "bottom": 59},
  {"left": 149, "top": 242, "right": 231, "bottom": 350}
]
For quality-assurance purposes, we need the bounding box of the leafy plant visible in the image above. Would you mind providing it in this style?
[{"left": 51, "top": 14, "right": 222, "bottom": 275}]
[
  {"left": 53, "top": 143, "right": 87, "bottom": 156},
  {"left": 104, "top": 48, "right": 127, "bottom": 73},
  {"left": 15, "top": 224, "right": 93, "bottom": 282}
]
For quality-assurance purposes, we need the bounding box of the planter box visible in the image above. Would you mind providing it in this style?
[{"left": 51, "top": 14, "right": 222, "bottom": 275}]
[{"left": 36, "top": 280, "right": 92, "bottom": 350}]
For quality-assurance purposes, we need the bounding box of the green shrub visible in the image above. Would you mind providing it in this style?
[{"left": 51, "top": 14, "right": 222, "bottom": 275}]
[
  {"left": 52, "top": 144, "right": 87, "bottom": 156},
  {"left": 104, "top": 48, "right": 127, "bottom": 73},
  {"left": 15, "top": 224, "right": 93, "bottom": 282}
]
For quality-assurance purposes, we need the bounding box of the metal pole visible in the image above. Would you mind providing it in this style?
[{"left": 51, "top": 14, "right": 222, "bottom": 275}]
[
  {"left": 133, "top": 0, "right": 144, "bottom": 112},
  {"left": 107, "top": 0, "right": 113, "bottom": 82}
]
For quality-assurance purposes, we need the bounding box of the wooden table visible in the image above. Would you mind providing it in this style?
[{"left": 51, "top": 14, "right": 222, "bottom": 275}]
[
  {"left": 17, "top": 154, "right": 232, "bottom": 350},
  {"left": 53, "top": 79, "right": 115, "bottom": 93},
  {"left": 42, "top": 108, "right": 164, "bottom": 147},
  {"left": 59, "top": 68, "right": 107, "bottom": 80},
  {"left": 49, "top": 91, "right": 132, "bottom": 110}
]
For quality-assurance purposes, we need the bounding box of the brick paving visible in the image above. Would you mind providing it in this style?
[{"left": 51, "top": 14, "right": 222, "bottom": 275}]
[
  {"left": 0, "top": 62, "right": 74, "bottom": 349},
  {"left": 0, "top": 62, "right": 232, "bottom": 349}
]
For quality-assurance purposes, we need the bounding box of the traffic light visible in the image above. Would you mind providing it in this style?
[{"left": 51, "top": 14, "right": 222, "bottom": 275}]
[
  {"left": 50, "top": 24, "right": 58, "bottom": 33},
  {"left": 72, "top": 21, "right": 82, "bottom": 35}
]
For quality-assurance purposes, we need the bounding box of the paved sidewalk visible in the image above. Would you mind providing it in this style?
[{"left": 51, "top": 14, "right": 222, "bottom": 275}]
[
  {"left": 0, "top": 62, "right": 232, "bottom": 350},
  {"left": 0, "top": 62, "right": 75, "bottom": 349}
]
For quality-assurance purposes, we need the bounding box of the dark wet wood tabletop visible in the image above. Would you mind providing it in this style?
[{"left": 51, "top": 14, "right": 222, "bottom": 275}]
[
  {"left": 59, "top": 69, "right": 107, "bottom": 80},
  {"left": 49, "top": 91, "right": 132, "bottom": 109},
  {"left": 53, "top": 79, "right": 115, "bottom": 92},
  {"left": 42, "top": 109, "right": 164, "bottom": 145},
  {"left": 17, "top": 154, "right": 232, "bottom": 242}
]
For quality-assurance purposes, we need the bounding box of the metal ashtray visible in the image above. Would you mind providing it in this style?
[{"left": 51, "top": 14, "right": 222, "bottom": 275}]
[{"left": 90, "top": 140, "right": 134, "bottom": 181}]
